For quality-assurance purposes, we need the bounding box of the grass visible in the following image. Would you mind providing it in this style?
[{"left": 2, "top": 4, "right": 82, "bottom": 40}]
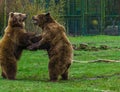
[{"left": 0, "top": 35, "right": 120, "bottom": 92}]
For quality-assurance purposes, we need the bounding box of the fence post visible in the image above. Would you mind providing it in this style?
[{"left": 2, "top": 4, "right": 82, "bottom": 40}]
[
  {"left": 81, "top": 0, "right": 85, "bottom": 35},
  {"left": 4, "top": 0, "right": 7, "bottom": 28},
  {"left": 100, "top": 0, "right": 105, "bottom": 34},
  {"left": 66, "top": 0, "right": 70, "bottom": 35}
]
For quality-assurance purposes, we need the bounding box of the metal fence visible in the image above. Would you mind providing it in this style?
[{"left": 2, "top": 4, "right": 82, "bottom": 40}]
[{"left": 65, "top": 0, "right": 120, "bottom": 36}]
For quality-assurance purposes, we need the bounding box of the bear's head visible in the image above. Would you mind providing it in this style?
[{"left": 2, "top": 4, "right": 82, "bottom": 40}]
[
  {"left": 32, "top": 13, "right": 54, "bottom": 28},
  {"left": 8, "top": 12, "right": 27, "bottom": 28}
]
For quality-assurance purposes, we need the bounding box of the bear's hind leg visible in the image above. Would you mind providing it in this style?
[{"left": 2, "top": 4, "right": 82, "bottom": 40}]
[
  {"left": 5, "top": 62, "right": 17, "bottom": 80},
  {"left": 7, "top": 67, "right": 16, "bottom": 80},
  {"left": 61, "top": 64, "right": 71, "bottom": 80},
  {"left": 49, "top": 72, "right": 59, "bottom": 82},
  {"left": 1, "top": 71, "right": 7, "bottom": 79},
  {"left": 49, "top": 62, "right": 59, "bottom": 82},
  {"left": 61, "top": 70, "right": 68, "bottom": 80},
  {"left": 7, "top": 71, "right": 16, "bottom": 80},
  {"left": 1, "top": 65, "right": 7, "bottom": 79}
]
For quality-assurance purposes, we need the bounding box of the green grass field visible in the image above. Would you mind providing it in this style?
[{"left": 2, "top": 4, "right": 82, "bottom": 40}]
[{"left": 0, "top": 35, "right": 120, "bottom": 92}]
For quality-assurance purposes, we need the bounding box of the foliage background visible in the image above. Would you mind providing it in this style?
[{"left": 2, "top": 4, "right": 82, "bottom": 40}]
[{"left": 0, "top": 0, "right": 65, "bottom": 34}]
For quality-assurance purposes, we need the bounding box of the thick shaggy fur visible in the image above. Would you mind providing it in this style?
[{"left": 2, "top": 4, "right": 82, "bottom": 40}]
[
  {"left": 0, "top": 12, "right": 40, "bottom": 80},
  {"left": 28, "top": 13, "right": 73, "bottom": 81}
]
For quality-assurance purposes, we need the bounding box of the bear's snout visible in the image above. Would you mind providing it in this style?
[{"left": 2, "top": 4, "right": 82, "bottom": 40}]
[
  {"left": 32, "top": 16, "right": 38, "bottom": 25},
  {"left": 23, "top": 14, "right": 27, "bottom": 21}
]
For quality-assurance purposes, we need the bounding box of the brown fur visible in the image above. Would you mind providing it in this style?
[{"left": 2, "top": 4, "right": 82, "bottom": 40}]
[
  {"left": 28, "top": 13, "right": 73, "bottom": 81},
  {"left": 0, "top": 12, "right": 40, "bottom": 80}
]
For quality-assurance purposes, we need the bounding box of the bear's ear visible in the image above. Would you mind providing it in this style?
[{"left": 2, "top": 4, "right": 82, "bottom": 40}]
[
  {"left": 45, "top": 12, "right": 50, "bottom": 16},
  {"left": 9, "top": 12, "right": 14, "bottom": 17}
]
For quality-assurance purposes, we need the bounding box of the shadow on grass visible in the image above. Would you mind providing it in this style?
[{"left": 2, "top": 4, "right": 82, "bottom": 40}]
[
  {"left": 0, "top": 73, "right": 120, "bottom": 82},
  {"left": 0, "top": 75, "right": 49, "bottom": 82},
  {"left": 17, "top": 73, "right": 120, "bottom": 82},
  {"left": 16, "top": 76, "right": 49, "bottom": 82}
]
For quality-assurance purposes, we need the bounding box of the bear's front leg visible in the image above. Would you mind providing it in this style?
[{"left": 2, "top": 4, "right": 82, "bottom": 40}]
[{"left": 27, "top": 41, "right": 41, "bottom": 51}]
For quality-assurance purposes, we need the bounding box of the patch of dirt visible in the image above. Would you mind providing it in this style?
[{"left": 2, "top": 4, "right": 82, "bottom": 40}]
[{"left": 72, "top": 43, "right": 109, "bottom": 51}]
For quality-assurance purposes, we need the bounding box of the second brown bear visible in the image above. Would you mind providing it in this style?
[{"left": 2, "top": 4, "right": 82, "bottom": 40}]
[{"left": 28, "top": 13, "right": 73, "bottom": 82}]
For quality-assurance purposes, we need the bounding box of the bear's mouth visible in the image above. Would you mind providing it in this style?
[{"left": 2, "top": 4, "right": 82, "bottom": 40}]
[{"left": 32, "top": 19, "right": 38, "bottom": 25}]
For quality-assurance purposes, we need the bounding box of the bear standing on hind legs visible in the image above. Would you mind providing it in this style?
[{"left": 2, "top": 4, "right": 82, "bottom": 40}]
[
  {"left": 28, "top": 13, "right": 73, "bottom": 82},
  {"left": 0, "top": 12, "right": 41, "bottom": 80}
]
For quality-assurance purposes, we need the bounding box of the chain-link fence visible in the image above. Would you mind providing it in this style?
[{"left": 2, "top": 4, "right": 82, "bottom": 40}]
[{"left": 65, "top": 0, "right": 120, "bottom": 36}]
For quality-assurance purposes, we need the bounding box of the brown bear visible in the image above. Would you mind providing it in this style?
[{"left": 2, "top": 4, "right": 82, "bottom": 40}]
[
  {"left": 28, "top": 13, "right": 73, "bottom": 81},
  {"left": 0, "top": 12, "right": 40, "bottom": 80}
]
